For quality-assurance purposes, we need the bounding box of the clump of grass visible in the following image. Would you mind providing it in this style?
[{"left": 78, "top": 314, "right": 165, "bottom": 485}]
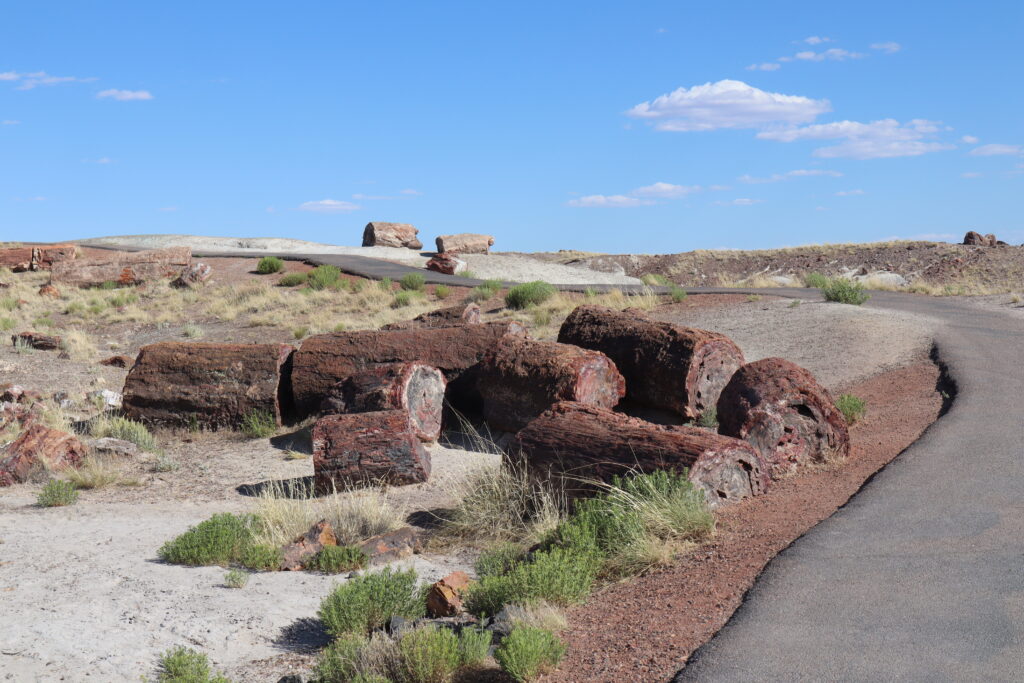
[
  {"left": 154, "top": 646, "right": 230, "bottom": 683},
  {"left": 91, "top": 415, "right": 157, "bottom": 451},
  {"left": 293, "top": 325, "right": 309, "bottom": 339},
  {"left": 308, "top": 265, "right": 342, "bottom": 291},
  {"left": 378, "top": 277, "right": 393, "bottom": 291},
  {"left": 465, "top": 547, "right": 599, "bottom": 617},
  {"left": 108, "top": 291, "right": 138, "bottom": 308},
  {"left": 475, "top": 543, "right": 527, "bottom": 579},
  {"left": 697, "top": 406, "right": 718, "bottom": 429},
  {"left": 836, "top": 394, "right": 866, "bottom": 424},
  {"left": 347, "top": 279, "right": 365, "bottom": 294},
  {"left": 318, "top": 567, "right": 425, "bottom": 637},
  {"left": 152, "top": 454, "right": 180, "bottom": 472},
  {"left": 158, "top": 513, "right": 256, "bottom": 566},
  {"left": 0, "top": 297, "right": 17, "bottom": 311},
  {"left": 0, "top": 316, "right": 14, "bottom": 331},
  {"left": 37, "top": 479, "right": 78, "bottom": 507},
  {"left": 183, "top": 323, "right": 204, "bottom": 339},
  {"left": 279, "top": 272, "right": 308, "bottom": 287},
  {"left": 399, "top": 272, "right": 426, "bottom": 291},
  {"left": 505, "top": 281, "right": 556, "bottom": 310},
  {"left": 397, "top": 625, "right": 461, "bottom": 682},
  {"left": 433, "top": 284, "right": 450, "bottom": 300},
  {"left": 467, "top": 278, "right": 502, "bottom": 303},
  {"left": 456, "top": 627, "right": 493, "bottom": 670},
  {"left": 392, "top": 290, "right": 413, "bottom": 308},
  {"left": 308, "top": 545, "right": 369, "bottom": 573},
  {"left": 256, "top": 256, "right": 285, "bottom": 274},
  {"left": 59, "top": 329, "right": 98, "bottom": 361},
  {"left": 494, "top": 626, "right": 566, "bottom": 682},
  {"left": 821, "top": 277, "right": 870, "bottom": 305},
  {"left": 669, "top": 285, "right": 688, "bottom": 303},
  {"left": 641, "top": 273, "right": 671, "bottom": 286},
  {"left": 97, "top": 280, "right": 118, "bottom": 291},
  {"left": 458, "top": 270, "right": 477, "bottom": 279},
  {"left": 239, "top": 543, "right": 283, "bottom": 570},
  {"left": 803, "top": 272, "right": 829, "bottom": 289},
  {"left": 13, "top": 337, "right": 35, "bottom": 354},
  {"left": 224, "top": 569, "right": 249, "bottom": 588},
  {"left": 240, "top": 409, "right": 276, "bottom": 438},
  {"left": 788, "top": 299, "right": 802, "bottom": 308},
  {"left": 66, "top": 456, "right": 125, "bottom": 489},
  {"left": 504, "top": 600, "right": 569, "bottom": 632}
]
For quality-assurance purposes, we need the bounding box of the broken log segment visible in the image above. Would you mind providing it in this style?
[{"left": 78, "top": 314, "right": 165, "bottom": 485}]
[
  {"left": 513, "top": 401, "right": 769, "bottom": 506},
  {"left": 557, "top": 305, "right": 744, "bottom": 421},
  {"left": 122, "top": 342, "right": 294, "bottom": 429},
  {"left": 50, "top": 246, "right": 191, "bottom": 288},
  {"left": 362, "top": 222, "right": 423, "bottom": 250},
  {"left": 11, "top": 332, "right": 62, "bottom": 351},
  {"left": 380, "top": 302, "right": 481, "bottom": 331},
  {"left": 320, "top": 362, "right": 446, "bottom": 442},
  {"left": 476, "top": 337, "right": 626, "bottom": 432},
  {"left": 435, "top": 233, "right": 495, "bottom": 254},
  {"left": 0, "top": 424, "right": 86, "bottom": 487},
  {"left": 717, "top": 357, "right": 850, "bottom": 478},
  {"left": 291, "top": 321, "right": 528, "bottom": 416},
  {"left": 313, "top": 410, "right": 431, "bottom": 491}
]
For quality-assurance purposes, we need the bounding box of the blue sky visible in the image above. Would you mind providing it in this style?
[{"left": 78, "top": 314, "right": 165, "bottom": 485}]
[{"left": 2, "top": 1, "right": 1021, "bottom": 252}]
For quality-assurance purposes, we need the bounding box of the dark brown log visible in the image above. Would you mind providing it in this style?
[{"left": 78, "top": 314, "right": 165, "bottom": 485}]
[
  {"left": 320, "top": 362, "right": 446, "bottom": 442},
  {"left": 12, "top": 332, "right": 61, "bottom": 351},
  {"left": 291, "top": 321, "right": 528, "bottom": 416},
  {"left": 313, "top": 410, "right": 431, "bottom": 490},
  {"left": 717, "top": 357, "right": 850, "bottom": 478},
  {"left": 122, "top": 342, "right": 294, "bottom": 429},
  {"left": 362, "top": 222, "right": 422, "bottom": 249},
  {"left": 380, "top": 302, "right": 481, "bottom": 331},
  {"left": 513, "top": 401, "right": 769, "bottom": 506},
  {"left": 50, "top": 246, "right": 191, "bottom": 287},
  {"left": 0, "top": 424, "right": 86, "bottom": 486},
  {"left": 477, "top": 337, "right": 626, "bottom": 432},
  {"left": 557, "top": 305, "right": 744, "bottom": 421}
]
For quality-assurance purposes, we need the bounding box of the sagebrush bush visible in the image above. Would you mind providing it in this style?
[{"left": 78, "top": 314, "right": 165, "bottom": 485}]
[
  {"left": 314, "top": 634, "right": 366, "bottom": 683},
  {"left": 465, "top": 547, "right": 599, "bottom": 616},
  {"left": 641, "top": 273, "right": 671, "bottom": 286},
  {"left": 240, "top": 543, "right": 283, "bottom": 571},
  {"left": 392, "top": 290, "right": 413, "bottom": 308},
  {"left": 240, "top": 410, "right": 276, "bottom": 438},
  {"left": 475, "top": 543, "right": 526, "bottom": 579},
  {"left": 669, "top": 285, "right": 688, "bottom": 303},
  {"left": 278, "top": 272, "right": 308, "bottom": 287},
  {"left": 37, "top": 479, "right": 78, "bottom": 507},
  {"left": 257, "top": 256, "right": 285, "bottom": 274},
  {"left": 308, "top": 545, "right": 369, "bottom": 573},
  {"left": 318, "top": 567, "right": 425, "bottom": 637},
  {"left": 158, "top": 513, "right": 256, "bottom": 566},
  {"left": 836, "top": 393, "right": 867, "bottom": 424},
  {"left": 505, "top": 281, "right": 556, "bottom": 310},
  {"left": 378, "top": 277, "right": 393, "bottom": 291},
  {"left": 155, "top": 646, "right": 231, "bottom": 683},
  {"left": 433, "top": 284, "right": 451, "bottom": 300},
  {"left": 398, "top": 625, "right": 461, "bottom": 683},
  {"left": 494, "top": 626, "right": 565, "bottom": 682},
  {"left": 457, "top": 627, "right": 493, "bottom": 669},
  {"left": 803, "top": 272, "right": 829, "bottom": 289},
  {"left": 821, "top": 277, "right": 870, "bottom": 305},
  {"left": 399, "top": 272, "right": 426, "bottom": 291},
  {"left": 224, "top": 569, "right": 249, "bottom": 588},
  {"left": 308, "top": 265, "right": 342, "bottom": 291},
  {"left": 91, "top": 415, "right": 156, "bottom": 451}
]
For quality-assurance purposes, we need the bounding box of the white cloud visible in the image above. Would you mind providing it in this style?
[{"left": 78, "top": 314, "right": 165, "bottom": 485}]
[
  {"left": 2, "top": 120, "right": 18, "bottom": 125},
  {"left": 961, "top": 135, "right": 979, "bottom": 144},
  {"left": 961, "top": 172, "right": 982, "bottom": 178},
  {"left": 298, "top": 199, "right": 361, "bottom": 212},
  {"left": 746, "top": 62, "right": 780, "bottom": 71},
  {"left": 969, "top": 143, "right": 1021, "bottom": 156},
  {"left": 715, "top": 198, "right": 763, "bottom": 206},
  {"left": 803, "top": 36, "right": 832, "bottom": 45},
  {"left": 400, "top": 188, "right": 423, "bottom": 195},
  {"left": 567, "top": 194, "right": 653, "bottom": 208},
  {"left": 632, "top": 182, "right": 701, "bottom": 198},
  {"left": 834, "top": 189, "right": 865, "bottom": 196},
  {"left": 627, "top": 80, "right": 830, "bottom": 132},
  {"left": 758, "top": 118, "right": 954, "bottom": 159},
  {"left": 96, "top": 89, "right": 153, "bottom": 101},
  {"left": 739, "top": 168, "right": 842, "bottom": 183},
  {"left": 2, "top": 71, "right": 97, "bottom": 90},
  {"left": 794, "top": 48, "right": 865, "bottom": 62},
  {"left": 0, "top": 72, "right": 19, "bottom": 81},
  {"left": 870, "top": 42, "right": 902, "bottom": 53}
]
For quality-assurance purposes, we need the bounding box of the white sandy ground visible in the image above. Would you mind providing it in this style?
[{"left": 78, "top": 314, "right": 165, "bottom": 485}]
[{"left": 77, "top": 234, "right": 643, "bottom": 286}]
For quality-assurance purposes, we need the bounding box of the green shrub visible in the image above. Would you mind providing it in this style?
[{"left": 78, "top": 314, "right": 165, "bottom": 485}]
[
  {"left": 697, "top": 406, "right": 718, "bottom": 429},
  {"left": 836, "top": 394, "right": 867, "bottom": 424},
  {"left": 400, "top": 272, "right": 426, "bottom": 291},
  {"left": 398, "top": 626, "right": 461, "bottom": 683},
  {"left": 669, "top": 285, "right": 688, "bottom": 303},
  {"left": 378, "top": 277, "right": 393, "bottom": 291},
  {"left": 475, "top": 543, "right": 526, "bottom": 579},
  {"left": 465, "top": 547, "right": 599, "bottom": 616},
  {"left": 308, "top": 545, "right": 369, "bottom": 573},
  {"left": 240, "top": 410, "right": 276, "bottom": 438},
  {"left": 803, "top": 272, "right": 829, "bottom": 289},
  {"left": 98, "top": 280, "right": 118, "bottom": 290},
  {"left": 433, "top": 284, "right": 451, "bottom": 300},
  {"left": 108, "top": 291, "right": 138, "bottom": 308},
  {"left": 0, "top": 316, "right": 14, "bottom": 331},
  {"left": 494, "top": 627, "right": 565, "bottom": 682},
  {"left": 821, "top": 278, "right": 870, "bottom": 305},
  {"left": 641, "top": 273, "right": 671, "bottom": 286},
  {"left": 457, "top": 628, "right": 493, "bottom": 669},
  {"left": 308, "top": 265, "right": 342, "bottom": 291},
  {"left": 279, "top": 272, "right": 308, "bottom": 287},
  {"left": 293, "top": 326, "right": 309, "bottom": 340},
  {"left": 159, "top": 513, "right": 256, "bottom": 566},
  {"left": 505, "top": 281, "right": 555, "bottom": 310},
  {"left": 313, "top": 634, "right": 365, "bottom": 683},
  {"left": 583, "top": 287, "right": 597, "bottom": 298},
  {"left": 224, "top": 569, "right": 249, "bottom": 588},
  {"left": 392, "top": 290, "right": 413, "bottom": 308},
  {"left": 240, "top": 543, "right": 282, "bottom": 571},
  {"left": 257, "top": 256, "right": 284, "bottom": 274},
  {"left": 155, "top": 646, "right": 231, "bottom": 683},
  {"left": 318, "top": 567, "right": 425, "bottom": 637},
  {"left": 348, "top": 279, "right": 365, "bottom": 293},
  {"left": 37, "top": 479, "right": 78, "bottom": 507},
  {"left": 91, "top": 416, "right": 157, "bottom": 451}
]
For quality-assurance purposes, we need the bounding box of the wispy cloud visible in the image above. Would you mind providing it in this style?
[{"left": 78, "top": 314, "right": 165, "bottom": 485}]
[
  {"left": 568, "top": 180, "right": 704, "bottom": 208},
  {"left": 567, "top": 194, "right": 653, "bottom": 208},
  {"left": 400, "top": 188, "right": 423, "bottom": 195},
  {"left": 802, "top": 36, "right": 832, "bottom": 45},
  {"left": 715, "top": 198, "right": 763, "bottom": 206},
  {"left": 793, "top": 48, "right": 866, "bottom": 62},
  {"left": 758, "top": 119, "right": 954, "bottom": 159},
  {"left": 969, "top": 143, "right": 1021, "bottom": 156},
  {"left": 739, "top": 168, "right": 842, "bottom": 183},
  {"left": 298, "top": 199, "right": 361, "bottom": 213},
  {"left": 961, "top": 135, "right": 979, "bottom": 144},
  {"left": 1, "top": 120, "right": 18, "bottom": 125},
  {"left": 834, "top": 189, "right": 865, "bottom": 196},
  {"left": 632, "top": 182, "right": 701, "bottom": 198},
  {"left": 745, "top": 62, "right": 781, "bottom": 72},
  {"left": 96, "top": 89, "right": 153, "bottom": 101},
  {"left": 84, "top": 157, "right": 113, "bottom": 164},
  {"left": 1, "top": 70, "right": 97, "bottom": 90},
  {"left": 870, "top": 42, "right": 902, "bottom": 53}
]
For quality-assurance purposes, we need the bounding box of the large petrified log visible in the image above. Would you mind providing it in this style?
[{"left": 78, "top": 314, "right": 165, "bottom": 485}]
[
  {"left": 380, "top": 302, "right": 481, "bottom": 331},
  {"left": 435, "top": 233, "right": 495, "bottom": 254},
  {"left": 362, "top": 222, "right": 423, "bottom": 250},
  {"left": 0, "top": 424, "right": 86, "bottom": 486},
  {"left": 0, "top": 246, "right": 34, "bottom": 270},
  {"left": 717, "top": 357, "right": 850, "bottom": 478},
  {"left": 50, "top": 246, "right": 191, "bottom": 287},
  {"left": 313, "top": 410, "right": 431, "bottom": 490},
  {"left": 291, "top": 321, "right": 528, "bottom": 416},
  {"left": 122, "top": 342, "right": 294, "bottom": 429},
  {"left": 513, "top": 402, "right": 769, "bottom": 506},
  {"left": 557, "top": 305, "right": 744, "bottom": 421},
  {"left": 0, "top": 244, "right": 76, "bottom": 271},
  {"left": 320, "top": 362, "right": 446, "bottom": 442},
  {"left": 476, "top": 337, "right": 626, "bottom": 432}
]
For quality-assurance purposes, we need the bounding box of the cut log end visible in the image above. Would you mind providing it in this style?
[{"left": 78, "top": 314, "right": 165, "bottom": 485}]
[
  {"left": 687, "top": 339, "right": 746, "bottom": 420},
  {"left": 688, "top": 442, "right": 770, "bottom": 507},
  {"left": 313, "top": 410, "right": 431, "bottom": 490}
]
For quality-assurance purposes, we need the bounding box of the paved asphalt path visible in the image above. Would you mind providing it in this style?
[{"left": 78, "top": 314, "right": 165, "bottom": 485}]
[{"left": 84, "top": 244, "right": 1024, "bottom": 680}]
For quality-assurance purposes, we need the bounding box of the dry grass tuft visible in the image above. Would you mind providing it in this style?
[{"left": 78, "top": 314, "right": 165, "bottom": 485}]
[
  {"left": 504, "top": 600, "right": 569, "bottom": 632},
  {"left": 65, "top": 455, "right": 127, "bottom": 489}
]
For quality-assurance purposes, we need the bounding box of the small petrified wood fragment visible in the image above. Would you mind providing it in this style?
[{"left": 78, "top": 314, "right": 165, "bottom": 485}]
[
  {"left": 313, "top": 410, "right": 431, "bottom": 490},
  {"left": 50, "top": 246, "right": 191, "bottom": 288},
  {"left": 280, "top": 520, "right": 337, "bottom": 571},
  {"left": 557, "top": 305, "right": 744, "bottom": 421},
  {"left": 514, "top": 401, "right": 769, "bottom": 506},
  {"left": 380, "top": 302, "right": 481, "bottom": 331},
  {"left": 717, "top": 357, "right": 850, "bottom": 478},
  {"left": 12, "top": 332, "right": 62, "bottom": 351},
  {"left": 320, "top": 362, "right": 446, "bottom": 442},
  {"left": 0, "top": 424, "right": 86, "bottom": 486},
  {"left": 476, "top": 337, "right": 625, "bottom": 432},
  {"left": 122, "top": 342, "right": 294, "bottom": 429}
]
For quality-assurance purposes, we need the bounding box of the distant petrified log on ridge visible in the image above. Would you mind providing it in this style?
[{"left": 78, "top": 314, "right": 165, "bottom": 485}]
[
  {"left": 557, "top": 305, "right": 744, "bottom": 421},
  {"left": 476, "top": 337, "right": 625, "bottom": 432},
  {"left": 362, "top": 222, "right": 423, "bottom": 250},
  {"left": 122, "top": 342, "right": 294, "bottom": 429},
  {"left": 0, "top": 244, "right": 76, "bottom": 271},
  {"left": 717, "top": 357, "right": 850, "bottom": 478},
  {"left": 435, "top": 233, "right": 494, "bottom": 254},
  {"left": 313, "top": 410, "right": 431, "bottom": 490},
  {"left": 291, "top": 321, "right": 528, "bottom": 416},
  {"left": 50, "top": 247, "right": 191, "bottom": 288},
  {"left": 12, "top": 331, "right": 62, "bottom": 351},
  {"left": 514, "top": 401, "right": 769, "bottom": 506},
  {"left": 0, "top": 424, "right": 86, "bottom": 486},
  {"left": 425, "top": 253, "right": 467, "bottom": 275},
  {"left": 320, "top": 362, "right": 446, "bottom": 442},
  {"left": 380, "top": 302, "right": 481, "bottom": 330}
]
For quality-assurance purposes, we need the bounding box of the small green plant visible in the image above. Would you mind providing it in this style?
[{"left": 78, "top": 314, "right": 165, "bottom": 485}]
[
  {"left": 641, "top": 273, "right": 671, "bottom": 286},
  {"left": 836, "top": 394, "right": 867, "bottom": 424},
  {"left": 37, "top": 479, "right": 78, "bottom": 507},
  {"left": 433, "top": 284, "right": 451, "bottom": 300},
  {"left": 788, "top": 299, "right": 802, "bottom": 308},
  {"left": 152, "top": 454, "right": 180, "bottom": 472},
  {"left": 392, "top": 290, "right": 413, "bottom": 308},
  {"left": 669, "top": 285, "right": 688, "bottom": 303},
  {"left": 475, "top": 543, "right": 526, "bottom": 579},
  {"left": 256, "top": 256, "right": 284, "bottom": 274},
  {"left": 308, "top": 545, "right": 369, "bottom": 573},
  {"left": 154, "top": 646, "right": 231, "bottom": 683},
  {"left": 494, "top": 627, "right": 565, "bottom": 682},
  {"left": 457, "top": 270, "right": 477, "bottom": 279},
  {"left": 108, "top": 291, "right": 138, "bottom": 308},
  {"left": 398, "top": 625, "right": 461, "bottom": 683},
  {"left": 746, "top": 294, "right": 762, "bottom": 302},
  {"left": 378, "top": 277, "right": 393, "bottom": 291},
  {"left": 34, "top": 315, "right": 54, "bottom": 328},
  {"left": 240, "top": 543, "right": 283, "bottom": 571},
  {"left": 400, "top": 272, "right": 426, "bottom": 291},
  {"left": 531, "top": 308, "right": 552, "bottom": 326},
  {"left": 293, "top": 326, "right": 309, "bottom": 339},
  {"left": 332, "top": 322, "right": 347, "bottom": 333},
  {"left": 0, "top": 297, "right": 17, "bottom": 311},
  {"left": 803, "top": 272, "right": 829, "bottom": 289},
  {"left": 98, "top": 280, "right": 118, "bottom": 291},
  {"left": 583, "top": 287, "right": 597, "bottom": 298},
  {"left": 318, "top": 566, "right": 425, "bottom": 637},
  {"left": 183, "top": 323, "right": 204, "bottom": 339},
  {"left": 13, "top": 337, "right": 34, "bottom": 354},
  {"left": 224, "top": 569, "right": 249, "bottom": 588},
  {"left": 158, "top": 513, "right": 256, "bottom": 566},
  {"left": 457, "top": 627, "right": 493, "bottom": 669},
  {"left": 505, "top": 281, "right": 555, "bottom": 310},
  {"left": 0, "top": 316, "right": 15, "bottom": 331},
  {"left": 313, "top": 634, "right": 366, "bottom": 683},
  {"left": 308, "top": 264, "right": 343, "bottom": 291},
  {"left": 347, "top": 279, "right": 365, "bottom": 293},
  {"left": 697, "top": 406, "right": 718, "bottom": 429},
  {"left": 465, "top": 547, "right": 599, "bottom": 616},
  {"left": 279, "top": 272, "right": 308, "bottom": 287},
  {"left": 821, "top": 278, "right": 870, "bottom": 305},
  {"left": 240, "top": 410, "right": 276, "bottom": 438},
  {"left": 92, "top": 415, "right": 157, "bottom": 451}
]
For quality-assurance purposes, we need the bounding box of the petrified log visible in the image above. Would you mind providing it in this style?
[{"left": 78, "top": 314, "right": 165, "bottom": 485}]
[
  {"left": 381, "top": 302, "right": 481, "bottom": 331},
  {"left": 362, "top": 222, "right": 423, "bottom": 250},
  {"left": 291, "top": 321, "right": 528, "bottom": 416},
  {"left": 100, "top": 354, "right": 133, "bottom": 368},
  {"left": 38, "top": 284, "right": 61, "bottom": 298},
  {"left": 514, "top": 402, "right": 769, "bottom": 506},
  {"left": 320, "top": 362, "right": 446, "bottom": 442},
  {"left": 717, "top": 357, "right": 850, "bottom": 478},
  {"left": 50, "top": 247, "right": 191, "bottom": 287},
  {"left": 313, "top": 410, "right": 431, "bottom": 490},
  {"left": 0, "top": 424, "right": 86, "bottom": 486},
  {"left": 0, "top": 246, "right": 34, "bottom": 270},
  {"left": 557, "top": 305, "right": 744, "bottom": 421},
  {"left": 425, "top": 253, "right": 467, "bottom": 275},
  {"left": 34, "top": 244, "right": 77, "bottom": 269},
  {"left": 477, "top": 337, "right": 626, "bottom": 432},
  {"left": 12, "top": 332, "right": 61, "bottom": 351},
  {"left": 170, "top": 262, "right": 212, "bottom": 288},
  {"left": 122, "top": 342, "right": 294, "bottom": 429},
  {"left": 435, "top": 233, "right": 494, "bottom": 254}
]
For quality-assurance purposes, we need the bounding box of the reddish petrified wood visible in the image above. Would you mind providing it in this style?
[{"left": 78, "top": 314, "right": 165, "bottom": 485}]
[
  {"left": 121, "top": 342, "right": 294, "bottom": 429},
  {"left": 291, "top": 321, "right": 528, "bottom": 416},
  {"left": 0, "top": 246, "right": 35, "bottom": 270},
  {"left": 100, "top": 354, "right": 134, "bottom": 368},
  {"left": 312, "top": 410, "right": 431, "bottom": 490},
  {"left": 362, "top": 222, "right": 423, "bottom": 250},
  {"left": 34, "top": 244, "right": 77, "bottom": 269},
  {"left": 50, "top": 246, "right": 191, "bottom": 287},
  {"left": 513, "top": 402, "right": 769, "bottom": 506},
  {"left": 381, "top": 302, "right": 481, "bottom": 331},
  {"left": 170, "top": 262, "right": 212, "bottom": 288},
  {"left": 717, "top": 357, "right": 850, "bottom": 478},
  {"left": 0, "top": 424, "right": 86, "bottom": 486},
  {"left": 280, "top": 520, "right": 338, "bottom": 571},
  {"left": 476, "top": 337, "right": 626, "bottom": 432},
  {"left": 425, "top": 253, "right": 466, "bottom": 275},
  {"left": 320, "top": 362, "right": 446, "bottom": 442},
  {"left": 435, "top": 233, "right": 494, "bottom": 254},
  {"left": 12, "top": 332, "right": 62, "bottom": 351},
  {"left": 557, "top": 305, "right": 744, "bottom": 421},
  {"left": 38, "top": 284, "right": 61, "bottom": 298}
]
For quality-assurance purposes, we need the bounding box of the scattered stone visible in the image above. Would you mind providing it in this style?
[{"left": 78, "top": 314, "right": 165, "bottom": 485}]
[
  {"left": 362, "top": 222, "right": 423, "bottom": 250},
  {"left": 962, "top": 231, "right": 1005, "bottom": 247},
  {"left": 380, "top": 302, "right": 481, "bottom": 331},
  {"left": 37, "top": 284, "right": 61, "bottom": 299},
  {"left": 357, "top": 526, "right": 424, "bottom": 565},
  {"left": 312, "top": 410, "right": 431, "bottom": 489},
  {"left": 426, "top": 571, "right": 472, "bottom": 617},
  {"left": 435, "top": 233, "right": 495, "bottom": 254},
  {"left": 425, "top": 253, "right": 467, "bottom": 275},
  {"left": 170, "top": 262, "right": 212, "bottom": 288},
  {"left": 99, "top": 354, "right": 134, "bottom": 368},
  {"left": 12, "top": 331, "right": 62, "bottom": 351},
  {"left": 50, "top": 246, "right": 191, "bottom": 287},
  {"left": 87, "top": 389, "right": 123, "bottom": 410},
  {"left": 0, "top": 424, "right": 86, "bottom": 486},
  {"left": 280, "top": 520, "right": 338, "bottom": 571},
  {"left": 87, "top": 437, "right": 141, "bottom": 457},
  {"left": 0, "top": 384, "right": 24, "bottom": 403}
]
